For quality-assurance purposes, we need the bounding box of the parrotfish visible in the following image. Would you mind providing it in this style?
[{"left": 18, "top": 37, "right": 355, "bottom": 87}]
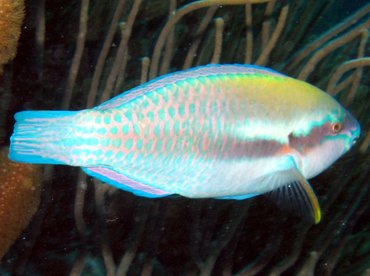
[{"left": 9, "top": 64, "right": 360, "bottom": 223}]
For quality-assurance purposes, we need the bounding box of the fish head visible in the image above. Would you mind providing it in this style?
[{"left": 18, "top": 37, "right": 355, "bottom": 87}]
[
  {"left": 290, "top": 107, "right": 360, "bottom": 179},
  {"left": 339, "top": 110, "right": 361, "bottom": 151}
]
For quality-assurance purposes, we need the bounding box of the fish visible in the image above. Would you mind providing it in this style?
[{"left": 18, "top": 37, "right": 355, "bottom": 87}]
[{"left": 9, "top": 64, "right": 360, "bottom": 223}]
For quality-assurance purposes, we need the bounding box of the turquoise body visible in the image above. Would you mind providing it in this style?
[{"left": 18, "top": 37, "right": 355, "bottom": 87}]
[{"left": 9, "top": 64, "right": 360, "bottom": 204}]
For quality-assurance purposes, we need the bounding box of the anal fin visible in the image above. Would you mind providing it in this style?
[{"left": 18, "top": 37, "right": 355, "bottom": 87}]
[
  {"left": 216, "top": 194, "right": 259, "bottom": 200},
  {"left": 82, "top": 167, "right": 172, "bottom": 198}
]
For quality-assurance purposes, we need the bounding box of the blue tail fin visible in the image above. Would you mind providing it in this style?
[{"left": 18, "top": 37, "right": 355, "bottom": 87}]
[{"left": 9, "top": 110, "right": 79, "bottom": 165}]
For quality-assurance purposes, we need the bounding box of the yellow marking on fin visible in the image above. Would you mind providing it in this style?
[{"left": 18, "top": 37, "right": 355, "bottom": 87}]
[
  {"left": 300, "top": 177, "right": 322, "bottom": 224},
  {"left": 265, "top": 166, "right": 322, "bottom": 224}
]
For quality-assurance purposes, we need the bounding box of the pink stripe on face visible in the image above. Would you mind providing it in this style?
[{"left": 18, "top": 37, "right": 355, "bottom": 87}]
[{"left": 289, "top": 122, "right": 332, "bottom": 155}]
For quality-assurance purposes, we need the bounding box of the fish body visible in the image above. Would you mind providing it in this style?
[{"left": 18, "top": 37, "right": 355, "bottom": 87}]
[{"left": 9, "top": 64, "right": 360, "bottom": 223}]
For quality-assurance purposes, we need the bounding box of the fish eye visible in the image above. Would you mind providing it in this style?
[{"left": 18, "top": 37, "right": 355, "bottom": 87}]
[{"left": 331, "top": 122, "right": 342, "bottom": 134}]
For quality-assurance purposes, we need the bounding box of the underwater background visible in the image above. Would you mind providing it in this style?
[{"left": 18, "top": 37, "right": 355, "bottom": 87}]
[{"left": 0, "top": 0, "right": 369, "bottom": 275}]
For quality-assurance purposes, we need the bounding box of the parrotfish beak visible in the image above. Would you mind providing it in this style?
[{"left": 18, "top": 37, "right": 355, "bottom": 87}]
[{"left": 344, "top": 111, "right": 361, "bottom": 148}]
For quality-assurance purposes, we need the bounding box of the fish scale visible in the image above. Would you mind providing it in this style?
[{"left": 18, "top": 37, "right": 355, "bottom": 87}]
[
  {"left": 9, "top": 64, "right": 360, "bottom": 223},
  {"left": 104, "top": 75, "right": 278, "bottom": 192}
]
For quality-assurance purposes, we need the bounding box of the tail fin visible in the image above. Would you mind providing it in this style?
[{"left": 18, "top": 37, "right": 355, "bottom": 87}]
[{"left": 9, "top": 110, "right": 79, "bottom": 165}]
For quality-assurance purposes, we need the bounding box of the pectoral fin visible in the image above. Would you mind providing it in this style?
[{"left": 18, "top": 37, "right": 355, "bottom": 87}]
[{"left": 267, "top": 168, "right": 321, "bottom": 224}]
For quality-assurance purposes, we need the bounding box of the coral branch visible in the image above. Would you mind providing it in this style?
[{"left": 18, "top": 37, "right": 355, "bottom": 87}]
[
  {"left": 261, "top": 0, "right": 275, "bottom": 47},
  {"left": 255, "top": 5, "right": 289, "bottom": 66},
  {"left": 101, "top": 0, "right": 142, "bottom": 102},
  {"left": 149, "top": 0, "right": 274, "bottom": 78},
  {"left": 244, "top": 4, "right": 253, "bottom": 64},
  {"left": 326, "top": 57, "right": 370, "bottom": 95},
  {"left": 159, "top": 0, "right": 177, "bottom": 75},
  {"left": 298, "top": 19, "right": 370, "bottom": 80},
  {"left": 289, "top": 3, "right": 370, "bottom": 70},
  {"left": 87, "top": 0, "right": 126, "bottom": 108},
  {"left": 183, "top": 7, "right": 217, "bottom": 69},
  {"left": 62, "top": 0, "right": 90, "bottom": 109},
  {"left": 211, "top": 17, "right": 224, "bottom": 64}
]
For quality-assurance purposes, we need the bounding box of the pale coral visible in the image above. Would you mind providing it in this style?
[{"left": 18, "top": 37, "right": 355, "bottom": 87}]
[
  {"left": 0, "top": 147, "right": 41, "bottom": 260},
  {"left": 0, "top": 0, "right": 25, "bottom": 73}
]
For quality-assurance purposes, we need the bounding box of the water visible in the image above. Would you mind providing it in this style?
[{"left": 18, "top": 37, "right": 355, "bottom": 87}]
[{"left": 0, "top": 0, "right": 369, "bottom": 275}]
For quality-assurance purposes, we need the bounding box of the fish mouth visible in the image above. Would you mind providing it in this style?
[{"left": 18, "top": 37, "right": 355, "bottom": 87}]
[{"left": 345, "top": 111, "right": 361, "bottom": 146}]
